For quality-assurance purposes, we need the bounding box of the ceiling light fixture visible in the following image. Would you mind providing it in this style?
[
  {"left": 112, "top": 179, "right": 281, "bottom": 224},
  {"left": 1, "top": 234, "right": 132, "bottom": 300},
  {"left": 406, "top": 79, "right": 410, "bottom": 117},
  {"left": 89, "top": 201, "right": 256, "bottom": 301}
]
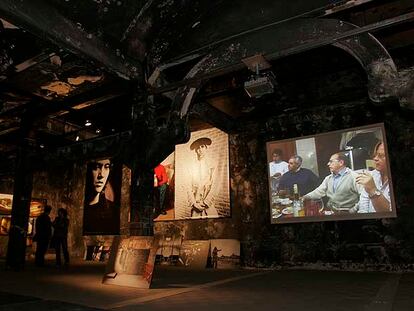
[{"left": 85, "top": 120, "right": 92, "bottom": 127}]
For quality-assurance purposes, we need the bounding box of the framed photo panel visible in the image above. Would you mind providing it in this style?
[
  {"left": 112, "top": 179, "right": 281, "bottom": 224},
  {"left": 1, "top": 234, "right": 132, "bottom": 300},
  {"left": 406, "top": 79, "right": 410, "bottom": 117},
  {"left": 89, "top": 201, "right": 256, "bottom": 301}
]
[
  {"left": 174, "top": 127, "right": 230, "bottom": 220},
  {"left": 83, "top": 158, "right": 121, "bottom": 235}
]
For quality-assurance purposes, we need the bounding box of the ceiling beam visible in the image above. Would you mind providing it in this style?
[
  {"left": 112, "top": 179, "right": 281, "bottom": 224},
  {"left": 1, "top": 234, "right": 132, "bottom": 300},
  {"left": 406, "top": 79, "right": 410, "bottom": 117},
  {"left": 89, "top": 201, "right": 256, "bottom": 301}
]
[
  {"left": 0, "top": 0, "right": 142, "bottom": 80},
  {"left": 152, "top": 11, "right": 414, "bottom": 95},
  {"left": 161, "top": 0, "right": 378, "bottom": 66},
  {"left": 50, "top": 92, "right": 125, "bottom": 117},
  {"left": 14, "top": 52, "right": 56, "bottom": 73},
  {"left": 32, "top": 131, "right": 131, "bottom": 167},
  {"left": 190, "top": 101, "right": 237, "bottom": 133},
  {"left": 0, "top": 126, "right": 19, "bottom": 137},
  {"left": 0, "top": 80, "right": 126, "bottom": 119}
]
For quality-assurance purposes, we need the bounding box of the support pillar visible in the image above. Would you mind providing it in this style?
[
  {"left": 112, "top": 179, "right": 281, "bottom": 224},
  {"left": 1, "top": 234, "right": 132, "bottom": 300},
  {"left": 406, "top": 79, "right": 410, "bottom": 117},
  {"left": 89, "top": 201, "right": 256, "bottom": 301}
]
[
  {"left": 125, "top": 86, "right": 189, "bottom": 236},
  {"left": 127, "top": 88, "right": 156, "bottom": 236},
  {"left": 6, "top": 113, "right": 34, "bottom": 270},
  {"left": 129, "top": 167, "right": 154, "bottom": 236}
]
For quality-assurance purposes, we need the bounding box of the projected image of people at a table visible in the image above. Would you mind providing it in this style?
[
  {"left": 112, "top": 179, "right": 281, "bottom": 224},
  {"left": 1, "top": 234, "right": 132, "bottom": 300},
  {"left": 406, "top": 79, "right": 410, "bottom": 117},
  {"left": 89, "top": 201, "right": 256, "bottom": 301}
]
[{"left": 266, "top": 124, "right": 396, "bottom": 224}]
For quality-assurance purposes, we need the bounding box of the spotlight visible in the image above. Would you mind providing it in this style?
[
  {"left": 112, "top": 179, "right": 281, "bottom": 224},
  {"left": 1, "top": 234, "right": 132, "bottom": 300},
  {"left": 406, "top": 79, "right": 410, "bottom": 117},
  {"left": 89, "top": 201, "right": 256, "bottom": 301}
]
[
  {"left": 95, "top": 129, "right": 101, "bottom": 134},
  {"left": 85, "top": 120, "right": 92, "bottom": 127},
  {"left": 75, "top": 135, "right": 80, "bottom": 141}
]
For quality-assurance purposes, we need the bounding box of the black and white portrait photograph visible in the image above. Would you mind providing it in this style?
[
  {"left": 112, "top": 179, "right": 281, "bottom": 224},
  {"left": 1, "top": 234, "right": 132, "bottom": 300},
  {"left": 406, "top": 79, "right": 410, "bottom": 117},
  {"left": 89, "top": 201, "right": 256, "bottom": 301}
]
[
  {"left": 174, "top": 127, "right": 230, "bottom": 220},
  {"left": 83, "top": 158, "right": 121, "bottom": 235}
]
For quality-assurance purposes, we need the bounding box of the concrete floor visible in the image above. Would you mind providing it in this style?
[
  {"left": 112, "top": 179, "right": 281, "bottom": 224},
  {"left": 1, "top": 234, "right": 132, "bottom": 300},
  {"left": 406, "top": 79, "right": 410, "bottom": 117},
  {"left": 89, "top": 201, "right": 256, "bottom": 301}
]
[{"left": 1, "top": 258, "right": 413, "bottom": 310}]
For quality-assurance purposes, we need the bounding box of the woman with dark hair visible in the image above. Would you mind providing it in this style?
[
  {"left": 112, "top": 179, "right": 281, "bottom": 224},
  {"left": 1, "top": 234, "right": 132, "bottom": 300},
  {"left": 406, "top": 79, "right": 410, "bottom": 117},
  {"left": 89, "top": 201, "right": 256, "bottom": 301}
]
[
  {"left": 83, "top": 158, "right": 119, "bottom": 235},
  {"left": 52, "top": 208, "right": 69, "bottom": 267},
  {"left": 357, "top": 142, "right": 391, "bottom": 213}
]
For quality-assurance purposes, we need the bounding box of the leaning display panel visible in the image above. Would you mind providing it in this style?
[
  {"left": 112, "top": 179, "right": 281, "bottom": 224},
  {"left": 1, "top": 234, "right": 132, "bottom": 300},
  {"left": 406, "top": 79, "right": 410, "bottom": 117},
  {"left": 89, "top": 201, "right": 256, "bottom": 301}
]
[
  {"left": 103, "top": 236, "right": 158, "bottom": 288},
  {"left": 266, "top": 123, "right": 396, "bottom": 224}
]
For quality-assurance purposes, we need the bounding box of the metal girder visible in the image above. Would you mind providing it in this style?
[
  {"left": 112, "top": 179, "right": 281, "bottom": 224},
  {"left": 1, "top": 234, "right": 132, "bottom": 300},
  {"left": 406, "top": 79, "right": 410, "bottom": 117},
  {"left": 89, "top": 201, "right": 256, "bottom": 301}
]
[
  {"left": 31, "top": 124, "right": 187, "bottom": 170},
  {"left": 34, "top": 131, "right": 132, "bottom": 167},
  {"left": 162, "top": 0, "right": 378, "bottom": 65},
  {"left": 14, "top": 52, "right": 56, "bottom": 73},
  {"left": 159, "top": 14, "right": 414, "bottom": 117},
  {"left": 155, "top": 13, "right": 414, "bottom": 95},
  {"left": 0, "top": 0, "right": 142, "bottom": 80},
  {"left": 190, "top": 101, "right": 237, "bottom": 133}
]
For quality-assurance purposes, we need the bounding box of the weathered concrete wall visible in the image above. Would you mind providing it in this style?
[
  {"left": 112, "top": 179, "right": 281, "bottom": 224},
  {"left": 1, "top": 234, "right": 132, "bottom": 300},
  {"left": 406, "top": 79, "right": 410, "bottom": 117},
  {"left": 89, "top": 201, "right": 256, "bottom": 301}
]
[
  {"left": 155, "top": 101, "right": 414, "bottom": 270},
  {"left": 235, "top": 102, "right": 414, "bottom": 269},
  {"left": 0, "top": 52, "right": 412, "bottom": 269},
  {"left": 0, "top": 176, "right": 13, "bottom": 257},
  {"left": 30, "top": 163, "right": 86, "bottom": 257},
  {"left": 1, "top": 101, "right": 413, "bottom": 269},
  {"left": 0, "top": 162, "right": 131, "bottom": 258}
]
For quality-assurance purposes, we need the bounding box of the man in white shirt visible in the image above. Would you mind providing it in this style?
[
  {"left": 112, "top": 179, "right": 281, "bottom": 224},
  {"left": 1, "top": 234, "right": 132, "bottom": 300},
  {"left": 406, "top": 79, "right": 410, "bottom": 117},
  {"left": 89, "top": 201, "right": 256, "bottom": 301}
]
[{"left": 268, "top": 149, "right": 288, "bottom": 193}]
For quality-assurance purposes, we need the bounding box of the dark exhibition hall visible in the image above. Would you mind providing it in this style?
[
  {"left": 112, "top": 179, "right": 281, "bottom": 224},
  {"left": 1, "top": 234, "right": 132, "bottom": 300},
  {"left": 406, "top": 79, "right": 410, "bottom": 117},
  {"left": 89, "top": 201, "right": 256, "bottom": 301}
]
[{"left": 0, "top": 0, "right": 413, "bottom": 310}]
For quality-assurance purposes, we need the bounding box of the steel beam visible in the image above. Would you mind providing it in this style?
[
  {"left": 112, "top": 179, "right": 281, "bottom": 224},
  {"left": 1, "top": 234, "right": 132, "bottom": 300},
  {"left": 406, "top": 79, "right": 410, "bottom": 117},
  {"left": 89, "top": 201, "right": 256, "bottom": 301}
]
[
  {"left": 152, "top": 12, "right": 413, "bottom": 95},
  {"left": 0, "top": 0, "right": 142, "bottom": 80},
  {"left": 190, "top": 101, "right": 237, "bottom": 133}
]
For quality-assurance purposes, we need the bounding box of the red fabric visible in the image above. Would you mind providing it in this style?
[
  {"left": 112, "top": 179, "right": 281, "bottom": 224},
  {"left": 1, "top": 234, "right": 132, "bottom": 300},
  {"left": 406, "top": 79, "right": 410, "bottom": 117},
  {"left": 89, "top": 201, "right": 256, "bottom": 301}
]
[{"left": 154, "top": 164, "right": 168, "bottom": 186}]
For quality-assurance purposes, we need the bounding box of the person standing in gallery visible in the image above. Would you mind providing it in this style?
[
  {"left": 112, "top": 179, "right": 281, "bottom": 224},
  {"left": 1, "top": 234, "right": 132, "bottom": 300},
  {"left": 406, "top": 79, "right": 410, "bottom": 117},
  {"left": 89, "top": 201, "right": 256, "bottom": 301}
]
[
  {"left": 154, "top": 163, "right": 169, "bottom": 215},
  {"left": 52, "top": 208, "right": 69, "bottom": 267},
  {"left": 83, "top": 158, "right": 119, "bottom": 235},
  {"left": 212, "top": 246, "right": 222, "bottom": 269},
  {"left": 268, "top": 149, "right": 288, "bottom": 193},
  {"left": 187, "top": 137, "right": 219, "bottom": 218},
  {"left": 357, "top": 141, "right": 391, "bottom": 213},
  {"left": 34, "top": 205, "right": 52, "bottom": 267}
]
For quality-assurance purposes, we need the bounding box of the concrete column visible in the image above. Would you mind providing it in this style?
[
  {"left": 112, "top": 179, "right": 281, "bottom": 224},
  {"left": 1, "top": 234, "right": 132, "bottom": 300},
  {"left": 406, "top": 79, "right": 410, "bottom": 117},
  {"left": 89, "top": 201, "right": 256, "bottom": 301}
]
[
  {"left": 6, "top": 114, "right": 34, "bottom": 270},
  {"left": 129, "top": 167, "right": 154, "bottom": 236}
]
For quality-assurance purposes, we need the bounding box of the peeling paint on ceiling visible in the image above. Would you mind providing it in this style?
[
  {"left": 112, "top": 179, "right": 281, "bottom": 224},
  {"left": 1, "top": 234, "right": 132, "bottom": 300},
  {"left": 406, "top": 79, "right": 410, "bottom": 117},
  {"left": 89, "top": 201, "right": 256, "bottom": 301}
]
[
  {"left": 40, "top": 81, "right": 74, "bottom": 96},
  {"left": 67, "top": 75, "right": 103, "bottom": 85}
]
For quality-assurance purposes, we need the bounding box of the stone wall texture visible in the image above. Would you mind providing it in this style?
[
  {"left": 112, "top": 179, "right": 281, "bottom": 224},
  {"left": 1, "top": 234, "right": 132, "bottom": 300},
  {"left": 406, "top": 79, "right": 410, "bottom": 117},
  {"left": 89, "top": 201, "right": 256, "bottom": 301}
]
[
  {"left": 1, "top": 102, "right": 413, "bottom": 269},
  {"left": 0, "top": 52, "right": 413, "bottom": 271}
]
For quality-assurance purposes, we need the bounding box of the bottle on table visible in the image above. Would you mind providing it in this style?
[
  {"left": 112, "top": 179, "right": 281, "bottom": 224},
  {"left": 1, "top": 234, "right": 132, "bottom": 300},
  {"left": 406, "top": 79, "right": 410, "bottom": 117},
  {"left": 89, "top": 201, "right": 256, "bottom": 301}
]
[{"left": 292, "top": 184, "right": 304, "bottom": 217}]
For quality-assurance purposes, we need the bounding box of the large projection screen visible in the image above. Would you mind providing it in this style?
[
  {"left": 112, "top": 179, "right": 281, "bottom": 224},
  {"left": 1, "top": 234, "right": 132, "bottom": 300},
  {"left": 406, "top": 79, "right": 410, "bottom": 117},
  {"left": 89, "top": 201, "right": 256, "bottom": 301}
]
[{"left": 267, "top": 123, "right": 396, "bottom": 224}]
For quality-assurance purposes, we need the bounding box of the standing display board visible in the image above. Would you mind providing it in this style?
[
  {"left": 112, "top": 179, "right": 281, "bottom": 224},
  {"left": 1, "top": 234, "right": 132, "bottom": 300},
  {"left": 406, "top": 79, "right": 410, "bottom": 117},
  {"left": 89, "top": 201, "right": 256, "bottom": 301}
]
[{"left": 103, "top": 236, "right": 158, "bottom": 288}]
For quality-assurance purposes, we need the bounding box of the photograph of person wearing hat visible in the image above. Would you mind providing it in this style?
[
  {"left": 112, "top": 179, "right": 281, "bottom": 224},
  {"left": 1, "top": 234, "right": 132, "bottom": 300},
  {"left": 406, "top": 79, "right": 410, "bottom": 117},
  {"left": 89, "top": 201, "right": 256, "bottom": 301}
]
[
  {"left": 175, "top": 127, "right": 230, "bottom": 220},
  {"left": 186, "top": 136, "right": 219, "bottom": 218}
]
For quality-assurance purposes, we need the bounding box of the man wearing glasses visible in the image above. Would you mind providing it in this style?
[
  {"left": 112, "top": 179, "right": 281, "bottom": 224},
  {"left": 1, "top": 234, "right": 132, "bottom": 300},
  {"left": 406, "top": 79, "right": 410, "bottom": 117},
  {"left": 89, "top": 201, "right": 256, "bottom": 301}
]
[{"left": 303, "top": 152, "right": 361, "bottom": 213}]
